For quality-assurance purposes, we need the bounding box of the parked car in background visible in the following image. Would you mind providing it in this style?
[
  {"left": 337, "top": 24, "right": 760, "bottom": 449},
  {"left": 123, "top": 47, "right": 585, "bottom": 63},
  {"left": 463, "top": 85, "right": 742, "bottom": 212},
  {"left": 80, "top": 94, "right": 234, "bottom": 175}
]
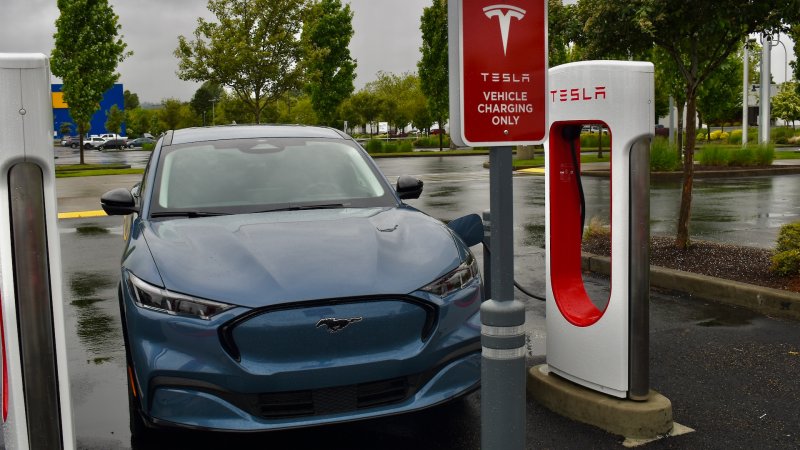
[
  {"left": 99, "top": 133, "right": 126, "bottom": 141},
  {"left": 61, "top": 136, "right": 80, "bottom": 148},
  {"left": 127, "top": 137, "right": 156, "bottom": 148},
  {"left": 82, "top": 137, "right": 107, "bottom": 149},
  {"left": 98, "top": 138, "right": 128, "bottom": 150},
  {"left": 100, "top": 124, "right": 483, "bottom": 438}
]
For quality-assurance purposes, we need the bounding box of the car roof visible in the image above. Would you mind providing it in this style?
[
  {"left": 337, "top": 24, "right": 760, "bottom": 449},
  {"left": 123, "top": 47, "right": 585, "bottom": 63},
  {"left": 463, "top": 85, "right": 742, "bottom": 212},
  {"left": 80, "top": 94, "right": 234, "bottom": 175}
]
[{"left": 167, "top": 125, "right": 348, "bottom": 146}]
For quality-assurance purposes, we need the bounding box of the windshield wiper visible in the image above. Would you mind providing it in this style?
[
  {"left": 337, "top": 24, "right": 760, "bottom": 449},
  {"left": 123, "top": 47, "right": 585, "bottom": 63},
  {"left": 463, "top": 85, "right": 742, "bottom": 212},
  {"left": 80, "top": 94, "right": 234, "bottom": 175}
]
[
  {"left": 256, "top": 203, "right": 347, "bottom": 213},
  {"left": 150, "top": 210, "right": 230, "bottom": 218}
]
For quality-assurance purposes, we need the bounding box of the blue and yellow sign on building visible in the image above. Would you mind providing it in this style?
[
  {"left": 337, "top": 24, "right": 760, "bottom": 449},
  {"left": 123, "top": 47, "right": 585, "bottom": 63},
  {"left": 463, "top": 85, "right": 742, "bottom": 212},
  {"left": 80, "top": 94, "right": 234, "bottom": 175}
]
[{"left": 52, "top": 83, "right": 125, "bottom": 137}]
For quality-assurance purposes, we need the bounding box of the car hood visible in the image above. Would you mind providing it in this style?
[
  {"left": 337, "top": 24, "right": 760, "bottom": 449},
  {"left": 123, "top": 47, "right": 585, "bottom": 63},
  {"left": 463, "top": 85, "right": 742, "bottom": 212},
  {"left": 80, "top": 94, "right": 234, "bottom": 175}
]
[{"left": 136, "top": 207, "right": 464, "bottom": 308}]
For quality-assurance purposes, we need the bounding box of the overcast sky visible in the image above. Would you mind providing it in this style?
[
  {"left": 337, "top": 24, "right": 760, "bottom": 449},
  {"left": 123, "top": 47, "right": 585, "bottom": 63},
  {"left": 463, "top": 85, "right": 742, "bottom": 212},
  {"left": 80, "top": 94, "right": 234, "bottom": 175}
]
[
  {"left": 0, "top": 0, "right": 431, "bottom": 103},
  {"left": 0, "top": 0, "right": 795, "bottom": 104}
]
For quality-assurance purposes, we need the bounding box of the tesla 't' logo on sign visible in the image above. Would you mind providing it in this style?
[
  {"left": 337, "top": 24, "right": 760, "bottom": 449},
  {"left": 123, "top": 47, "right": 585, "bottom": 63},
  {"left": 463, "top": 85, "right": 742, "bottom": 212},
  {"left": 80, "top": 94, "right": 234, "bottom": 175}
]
[{"left": 483, "top": 4, "right": 527, "bottom": 56}]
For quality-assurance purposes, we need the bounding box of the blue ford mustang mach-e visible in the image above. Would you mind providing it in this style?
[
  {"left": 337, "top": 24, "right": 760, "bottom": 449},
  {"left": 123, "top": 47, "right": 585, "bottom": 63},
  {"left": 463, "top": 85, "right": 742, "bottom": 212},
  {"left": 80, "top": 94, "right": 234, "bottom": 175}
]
[{"left": 101, "top": 125, "right": 483, "bottom": 436}]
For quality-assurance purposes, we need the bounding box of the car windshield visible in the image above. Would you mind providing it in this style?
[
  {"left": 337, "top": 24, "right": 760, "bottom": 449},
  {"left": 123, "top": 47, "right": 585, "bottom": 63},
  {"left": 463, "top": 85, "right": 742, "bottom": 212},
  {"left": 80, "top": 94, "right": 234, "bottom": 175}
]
[{"left": 148, "top": 137, "right": 395, "bottom": 216}]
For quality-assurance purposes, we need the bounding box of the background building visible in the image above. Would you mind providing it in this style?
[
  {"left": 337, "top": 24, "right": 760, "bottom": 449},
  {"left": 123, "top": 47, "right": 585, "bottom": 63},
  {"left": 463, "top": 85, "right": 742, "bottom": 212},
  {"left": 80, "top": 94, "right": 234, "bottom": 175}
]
[{"left": 52, "top": 83, "right": 125, "bottom": 138}]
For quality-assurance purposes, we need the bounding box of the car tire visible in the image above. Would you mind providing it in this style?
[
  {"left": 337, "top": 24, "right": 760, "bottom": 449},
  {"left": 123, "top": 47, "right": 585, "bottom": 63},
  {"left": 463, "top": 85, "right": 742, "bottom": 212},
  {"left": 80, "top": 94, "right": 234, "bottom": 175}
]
[
  {"left": 98, "top": 146, "right": 105, "bottom": 150},
  {"left": 70, "top": 143, "right": 78, "bottom": 149}
]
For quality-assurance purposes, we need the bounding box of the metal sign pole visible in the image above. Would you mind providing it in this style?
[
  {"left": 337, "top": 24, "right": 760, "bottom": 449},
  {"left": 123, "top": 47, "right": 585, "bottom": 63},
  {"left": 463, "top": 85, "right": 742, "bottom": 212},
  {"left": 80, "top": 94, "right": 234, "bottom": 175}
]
[{"left": 481, "top": 146, "right": 526, "bottom": 450}]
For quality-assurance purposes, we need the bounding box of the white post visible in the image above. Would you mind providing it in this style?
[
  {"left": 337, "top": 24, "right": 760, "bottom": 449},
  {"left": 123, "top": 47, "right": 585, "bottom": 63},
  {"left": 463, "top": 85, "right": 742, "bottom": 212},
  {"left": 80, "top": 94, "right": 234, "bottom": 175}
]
[
  {"left": 759, "top": 34, "right": 771, "bottom": 145},
  {"left": 742, "top": 42, "right": 749, "bottom": 147}
]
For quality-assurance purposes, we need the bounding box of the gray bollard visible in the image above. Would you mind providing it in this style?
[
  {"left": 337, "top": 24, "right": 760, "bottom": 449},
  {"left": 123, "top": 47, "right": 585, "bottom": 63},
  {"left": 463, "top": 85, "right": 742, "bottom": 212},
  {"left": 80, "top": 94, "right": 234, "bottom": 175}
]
[
  {"left": 481, "top": 147, "right": 526, "bottom": 450},
  {"left": 482, "top": 209, "right": 492, "bottom": 295}
]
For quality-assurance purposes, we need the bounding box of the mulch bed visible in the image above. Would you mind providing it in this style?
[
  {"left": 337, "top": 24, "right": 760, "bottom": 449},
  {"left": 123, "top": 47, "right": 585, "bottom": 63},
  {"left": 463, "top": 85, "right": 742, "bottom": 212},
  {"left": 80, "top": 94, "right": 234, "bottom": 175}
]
[{"left": 581, "top": 235, "right": 800, "bottom": 293}]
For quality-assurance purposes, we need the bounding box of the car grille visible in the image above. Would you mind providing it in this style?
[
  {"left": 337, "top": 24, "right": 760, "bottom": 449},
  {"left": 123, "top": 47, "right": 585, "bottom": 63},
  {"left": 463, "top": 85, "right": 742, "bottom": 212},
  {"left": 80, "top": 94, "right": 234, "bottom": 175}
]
[{"left": 257, "top": 376, "right": 415, "bottom": 419}]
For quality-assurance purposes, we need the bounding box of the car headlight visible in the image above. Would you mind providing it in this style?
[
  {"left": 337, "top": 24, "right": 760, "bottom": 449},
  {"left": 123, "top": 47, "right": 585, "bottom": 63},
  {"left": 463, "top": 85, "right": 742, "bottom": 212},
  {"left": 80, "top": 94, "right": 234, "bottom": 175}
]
[
  {"left": 126, "top": 272, "right": 234, "bottom": 320},
  {"left": 421, "top": 254, "right": 480, "bottom": 297}
]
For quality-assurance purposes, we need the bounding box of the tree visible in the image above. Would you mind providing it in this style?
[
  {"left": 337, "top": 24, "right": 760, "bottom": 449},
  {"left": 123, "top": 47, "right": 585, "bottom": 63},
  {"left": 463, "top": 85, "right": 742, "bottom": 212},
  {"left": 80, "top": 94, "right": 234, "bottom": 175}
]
[
  {"left": 59, "top": 122, "right": 73, "bottom": 137},
  {"left": 349, "top": 90, "right": 383, "bottom": 136},
  {"left": 126, "top": 108, "right": 156, "bottom": 138},
  {"left": 336, "top": 97, "right": 360, "bottom": 134},
  {"left": 548, "top": 0, "right": 582, "bottom": 67},
  {"left": 364, "top": 72, "right": 421, "bottom": 134},
  {"left": 790, "top": 24, "right": 800, "bottom": 93},
  {"left": 105, "top": 104, "right": 126, "bottom": 135},
  {"left": 577, "top": 0, "right": 799, "bottom": 249},
  {"left": 418, "top": 0, "right": 449, "bottom": 150},
  {"left": 190, "top": 81, "right": 225, "bottom": 125},
  {"left": 159, "top": 98, "right": 187, "bottom": 130},
  {"left": 697, "top": 51, "right": 743, "bottom": 135},
  {"left": 301, "top": 0, "right": 356, "bottom": 127},
  {"left": 124, "top": 90, "right": 140, "bottom": 110},
  {"left": 772, "top": 82, "right": 800, "bottom": 129},
  {"left": 176, "top": 0, "right": 306, "bottom": 124},
  {"left": 51, "top": 0, "right": 129, "bottom": 164}
]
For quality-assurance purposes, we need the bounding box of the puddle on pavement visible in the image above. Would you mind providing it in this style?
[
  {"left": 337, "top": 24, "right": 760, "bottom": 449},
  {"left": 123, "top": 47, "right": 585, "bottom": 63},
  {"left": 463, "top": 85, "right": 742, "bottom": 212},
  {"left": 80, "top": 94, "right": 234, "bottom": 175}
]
[
  {"left": 69, "top": 271, "right": 121, "bottom": 360},
  {"left": 693, "top": 303, "right": 758, "bottom": 327},
  {"left": 429, "top": 186, "right": 463, "bottom": 198},
  {"left": 70, "top": 271, "right": 114, "bottom": 298},
  {"left": 522, "top": 223, "right": 546, "bottom": 249},
  {"left": 76, "top": 225, "right": 110, "bottom": 236}
]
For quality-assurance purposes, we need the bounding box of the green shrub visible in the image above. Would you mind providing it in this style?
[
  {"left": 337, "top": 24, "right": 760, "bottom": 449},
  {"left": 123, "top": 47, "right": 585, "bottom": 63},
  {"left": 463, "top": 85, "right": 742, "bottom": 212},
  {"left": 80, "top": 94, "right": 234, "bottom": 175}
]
[
  {"left": 698, "top": 145, "right": 730, "bottom": 166},
  {"left": 728, "top": 147, "right": 756, "bottom": 166},
  {"left": 414, "top": 135, "right": 451, "bottom": 148},
  {"left": 579, "top": 132, "right": 610, "bottom": 148},
  {"left": 771, "top": 249, "right": 800, "bottom": 276},
  {"left": 771, "top": 222, "right": 800, "bottom": 276},
  {"left": 727, "top": 129, "right": 743, "bottom": 144},
  {"left": 383, "top": 142, "right": 399, "bottom": 153},
  {"left": 754, "top": 144, "right": 775, "bottom": 166},
  {"left": 583, "top": 216, "right": 610, "bottom": 240},
  {"left": 366, "top": 139, "right": 384, "bottom": 153},
  {"left": 650, "top": 137, "right": 681, "bottom": 171},
  {"left": 397, "top": 140, "right": 413, "bottom": 152},
  {"left": 696, "top": 129, "right": 708, "bottom": 139},
  {"left": 775, "top": 222, "right": 800, "bottom": 253},
  {"left": 772, "top": 127, "right": 795, "bottom": 144}
]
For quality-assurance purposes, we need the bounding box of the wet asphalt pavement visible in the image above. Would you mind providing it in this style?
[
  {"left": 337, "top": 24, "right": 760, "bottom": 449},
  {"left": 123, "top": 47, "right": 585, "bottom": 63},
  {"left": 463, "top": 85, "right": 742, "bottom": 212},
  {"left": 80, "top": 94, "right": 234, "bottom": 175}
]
[{"left": 55, "top": 153, "right": 800, "bottom": 448}]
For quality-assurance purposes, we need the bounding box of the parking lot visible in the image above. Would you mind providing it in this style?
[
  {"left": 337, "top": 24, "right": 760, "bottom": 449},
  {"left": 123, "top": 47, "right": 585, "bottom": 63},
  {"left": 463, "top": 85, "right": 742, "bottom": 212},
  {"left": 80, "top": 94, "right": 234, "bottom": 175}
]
[{"left": 51, "top": 155, "right": 800, "bottom": 448}]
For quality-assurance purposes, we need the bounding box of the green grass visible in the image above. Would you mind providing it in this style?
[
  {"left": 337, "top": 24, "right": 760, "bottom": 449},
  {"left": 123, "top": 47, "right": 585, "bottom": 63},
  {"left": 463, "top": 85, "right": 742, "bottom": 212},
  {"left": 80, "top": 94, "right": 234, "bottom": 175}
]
[
  {"left": 56, "top": 164, "right": 143, "bottom": 178},
  {"left": 56, "top": 168, "right": 144, "bottom": 178},
  {"left": 775, "top": 151, "right": 800, "bottom": 160}
]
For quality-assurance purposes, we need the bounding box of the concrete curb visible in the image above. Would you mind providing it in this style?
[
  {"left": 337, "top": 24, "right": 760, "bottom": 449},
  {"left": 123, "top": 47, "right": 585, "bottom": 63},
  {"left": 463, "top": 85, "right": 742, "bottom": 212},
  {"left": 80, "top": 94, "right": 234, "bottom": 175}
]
[
  {"left": 527, "top": 364, "right": 673, "bottom": 440},
  {"left": 581, "top": 253, "right": 800, "bottom": 321}
]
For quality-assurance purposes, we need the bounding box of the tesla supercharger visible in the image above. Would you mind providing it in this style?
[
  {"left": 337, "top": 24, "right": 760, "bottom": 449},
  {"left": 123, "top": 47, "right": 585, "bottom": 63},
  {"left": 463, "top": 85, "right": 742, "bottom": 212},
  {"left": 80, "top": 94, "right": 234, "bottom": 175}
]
[
  {"left": 0, "top": 54, "right": 75, "bottom": 449},
  {"left": 545, "top": 61, "right": 653, "bottom": 400}
]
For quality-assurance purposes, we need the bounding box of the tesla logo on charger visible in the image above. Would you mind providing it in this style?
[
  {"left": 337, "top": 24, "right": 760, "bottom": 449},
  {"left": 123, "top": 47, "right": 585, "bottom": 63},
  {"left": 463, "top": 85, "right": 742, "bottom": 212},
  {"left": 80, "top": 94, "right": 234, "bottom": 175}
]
[
  {"left": 483, "top": 4, "right": 526, "bottom": 56},
  {"left": 550, "top": 86, "right": 607, "bottom": 103}
]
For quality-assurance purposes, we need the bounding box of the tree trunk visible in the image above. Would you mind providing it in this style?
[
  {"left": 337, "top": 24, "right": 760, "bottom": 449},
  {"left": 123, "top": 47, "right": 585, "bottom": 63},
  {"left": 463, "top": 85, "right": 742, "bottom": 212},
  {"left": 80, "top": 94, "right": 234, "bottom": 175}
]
[
  {"left": 597, "top": 131, "right": 603, "bottom": 158},
  {"left": 438, "top": 116, "right": 443, "bottom": 151},
  {"left": 676, "top": 100, "right": 685, "bottom": 159},
  {"left": 78, "top": 123, "right": 85, "bottom": 165},
  {"left": 675, "top": 92, "right": 698, "bottom": 250}
]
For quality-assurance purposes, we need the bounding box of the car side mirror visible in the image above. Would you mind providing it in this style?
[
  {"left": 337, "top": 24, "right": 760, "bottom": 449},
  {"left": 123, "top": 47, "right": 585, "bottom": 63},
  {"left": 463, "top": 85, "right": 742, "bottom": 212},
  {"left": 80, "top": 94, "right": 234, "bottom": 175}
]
[
  {"left": 101, "top": 188, "right": 139, "bottom": 216},
  {"left": 447, "top": 214, "right": 484, "bottom": 247},
  {"left": 396, "top": 175, "right": 423, "bottom": 200}
]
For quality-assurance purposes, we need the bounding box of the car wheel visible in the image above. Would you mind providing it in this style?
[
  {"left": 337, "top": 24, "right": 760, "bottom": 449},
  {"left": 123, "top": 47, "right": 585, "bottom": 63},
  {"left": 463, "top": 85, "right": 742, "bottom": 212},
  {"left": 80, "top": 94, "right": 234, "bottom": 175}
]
[
  {"left": 98, "top": 146, "right": 105, "bottom": 150},
  {"left": 71, "top": 143, "right": 78, "bottom": 149}
]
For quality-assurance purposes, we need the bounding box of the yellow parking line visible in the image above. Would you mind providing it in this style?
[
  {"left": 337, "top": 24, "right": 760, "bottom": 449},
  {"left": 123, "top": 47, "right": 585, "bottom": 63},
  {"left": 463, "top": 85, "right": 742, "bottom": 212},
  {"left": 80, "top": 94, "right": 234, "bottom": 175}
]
[
  {"left": 58, "top": 210, "right": 107, "bottom": 219},
  {"left": 517, "top": 167, "right": 545, "bottom": 175}
]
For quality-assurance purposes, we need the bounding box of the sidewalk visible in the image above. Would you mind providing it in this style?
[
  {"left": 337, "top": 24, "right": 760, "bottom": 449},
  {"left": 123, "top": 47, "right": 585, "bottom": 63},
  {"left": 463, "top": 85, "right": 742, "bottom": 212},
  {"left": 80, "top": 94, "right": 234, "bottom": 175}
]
[{"left": 55, "top": 173, "right": 141, "bottom": 216}]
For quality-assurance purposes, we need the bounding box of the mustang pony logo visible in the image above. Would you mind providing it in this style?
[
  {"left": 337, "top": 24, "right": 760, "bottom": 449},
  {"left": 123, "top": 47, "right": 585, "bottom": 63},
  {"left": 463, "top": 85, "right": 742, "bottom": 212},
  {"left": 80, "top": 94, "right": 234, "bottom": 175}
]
[
  {"left": 316, "top": 317, "right": 363, "bottom": 333},
  {"left": 483, "top": 4, "right": 527, "bottom": 56}
]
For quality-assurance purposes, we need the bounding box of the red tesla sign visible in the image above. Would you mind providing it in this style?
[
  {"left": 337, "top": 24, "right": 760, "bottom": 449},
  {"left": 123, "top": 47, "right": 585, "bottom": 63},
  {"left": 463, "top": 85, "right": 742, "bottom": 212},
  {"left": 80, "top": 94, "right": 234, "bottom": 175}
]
[{"left": 451, "top": 0, "right": 548, "bottom": 146}]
